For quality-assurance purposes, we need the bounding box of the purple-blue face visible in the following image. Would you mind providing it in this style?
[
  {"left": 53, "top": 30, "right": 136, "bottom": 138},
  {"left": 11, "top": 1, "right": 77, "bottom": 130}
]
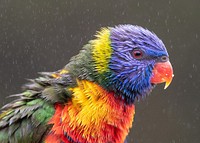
[{"left": 108, "top": 25, "right": 172, "bottom": 103}]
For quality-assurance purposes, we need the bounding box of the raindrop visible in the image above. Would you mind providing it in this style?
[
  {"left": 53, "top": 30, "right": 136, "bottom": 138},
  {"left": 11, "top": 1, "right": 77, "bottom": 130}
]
[
  {"left": 171, "top": 140, "right": 175, "bottom": 143},
  {"left": 167, "top": 28, "right": 170, "bottom": 33},
  {"left": 137, "top": 2, "right": 140, "bottom": 7},
  {"left": 195, "top": 34, "right": 198, "bottom": 39}
]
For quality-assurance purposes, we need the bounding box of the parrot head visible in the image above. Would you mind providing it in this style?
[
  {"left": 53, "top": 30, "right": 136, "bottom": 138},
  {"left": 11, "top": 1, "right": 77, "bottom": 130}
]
[{"left": 91, "top": 25, "right": 173, "bottom": 104}]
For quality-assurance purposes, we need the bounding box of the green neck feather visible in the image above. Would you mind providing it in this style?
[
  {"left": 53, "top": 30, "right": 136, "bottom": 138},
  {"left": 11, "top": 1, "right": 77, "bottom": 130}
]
[{"left": 65, "top": 28, "right": 113, "bottom": 89}]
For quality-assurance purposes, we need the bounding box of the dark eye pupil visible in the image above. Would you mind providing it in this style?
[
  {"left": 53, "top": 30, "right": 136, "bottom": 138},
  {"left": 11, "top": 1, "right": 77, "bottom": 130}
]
[{"left": 134, "top": 51, "right": 141, "bottom": 56}]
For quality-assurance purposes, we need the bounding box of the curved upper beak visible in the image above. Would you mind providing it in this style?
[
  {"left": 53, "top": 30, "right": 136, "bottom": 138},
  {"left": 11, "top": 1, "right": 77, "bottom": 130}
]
[{"left": 150, "top": 61, "right": 174, "bottom": 89}]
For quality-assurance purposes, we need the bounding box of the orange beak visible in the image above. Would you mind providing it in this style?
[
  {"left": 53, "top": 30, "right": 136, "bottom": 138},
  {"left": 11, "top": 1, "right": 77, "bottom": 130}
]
[{"left": 150, "top": 61, "right": 174, "bottom": 89}]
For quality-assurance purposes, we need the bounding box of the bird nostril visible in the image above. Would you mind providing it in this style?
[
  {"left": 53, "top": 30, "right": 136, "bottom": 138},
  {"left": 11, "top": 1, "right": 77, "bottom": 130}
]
[{"left": 161, "top": 56, "right": 168, "bottom": 62}]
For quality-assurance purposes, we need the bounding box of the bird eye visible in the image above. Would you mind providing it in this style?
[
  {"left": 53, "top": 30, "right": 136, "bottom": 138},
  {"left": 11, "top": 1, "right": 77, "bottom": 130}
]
[{"left": 132, "top": 49, "right": 143, "bottom": 59}]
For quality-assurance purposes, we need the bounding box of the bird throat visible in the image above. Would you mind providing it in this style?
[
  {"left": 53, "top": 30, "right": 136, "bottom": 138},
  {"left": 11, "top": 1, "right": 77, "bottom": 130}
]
[{"left": 45, "top": 80, "right": 135, "bottom": 143}]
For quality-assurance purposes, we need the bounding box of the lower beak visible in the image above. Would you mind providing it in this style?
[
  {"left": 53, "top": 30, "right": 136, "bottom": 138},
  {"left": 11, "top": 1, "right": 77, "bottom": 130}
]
[{"left": 150, "top": 61, "right": 174, "bottom": 89}]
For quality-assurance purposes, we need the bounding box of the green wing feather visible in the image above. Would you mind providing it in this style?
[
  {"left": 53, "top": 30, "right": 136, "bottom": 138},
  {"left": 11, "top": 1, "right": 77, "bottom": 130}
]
[{"left": 0, "top": 70, "right": 74, "bottom": 143}]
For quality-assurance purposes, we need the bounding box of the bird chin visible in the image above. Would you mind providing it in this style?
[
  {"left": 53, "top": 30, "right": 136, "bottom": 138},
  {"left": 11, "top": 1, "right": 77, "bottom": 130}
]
[{"left": 151, "top": 83, "right": 156, "bottom": 87}]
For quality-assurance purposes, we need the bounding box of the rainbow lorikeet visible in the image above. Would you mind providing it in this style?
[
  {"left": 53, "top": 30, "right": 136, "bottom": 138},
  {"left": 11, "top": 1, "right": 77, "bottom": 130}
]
[{"left": 0, "top": 25, "right": 173, "bottom": 143}]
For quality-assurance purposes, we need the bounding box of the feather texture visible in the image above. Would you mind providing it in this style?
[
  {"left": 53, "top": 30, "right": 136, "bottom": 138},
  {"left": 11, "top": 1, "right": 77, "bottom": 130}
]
[{"left": 46, "top": 80, "right": 135, "bottom": 143}]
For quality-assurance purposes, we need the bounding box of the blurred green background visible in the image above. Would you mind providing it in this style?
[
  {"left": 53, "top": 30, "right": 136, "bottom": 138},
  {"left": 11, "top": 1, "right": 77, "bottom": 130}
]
[{"left": 0, "top": 0, "right": 199, "bottom": 142}]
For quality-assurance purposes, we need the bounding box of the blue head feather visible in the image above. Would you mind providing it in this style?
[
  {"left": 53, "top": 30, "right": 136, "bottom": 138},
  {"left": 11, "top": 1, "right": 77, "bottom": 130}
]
[{"left": 107, "top": 25, "right": 168, "bottom": 104}]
